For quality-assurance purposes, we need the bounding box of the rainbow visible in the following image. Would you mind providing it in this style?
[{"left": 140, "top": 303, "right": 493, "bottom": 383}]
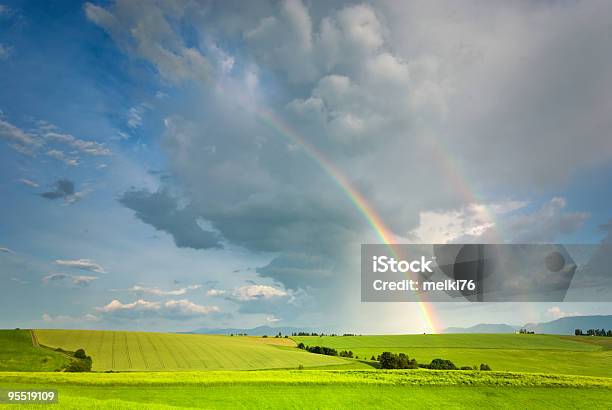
[
  {"left": 422, "top": 135, "right": 501, "bottom": 242},
  {"left": 249, "top": 105, "right": 440, "bottom": 334}
]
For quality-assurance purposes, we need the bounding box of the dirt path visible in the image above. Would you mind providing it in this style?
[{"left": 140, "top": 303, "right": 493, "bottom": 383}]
[{"left": 29, "top": 329, "right": 39, "bottom": 347}]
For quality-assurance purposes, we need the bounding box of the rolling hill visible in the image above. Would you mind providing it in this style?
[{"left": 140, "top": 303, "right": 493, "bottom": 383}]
[
  {"left": 34, "top": 329, "right": 349, "bottom": 371},
  {"left": 0, "top": 329, "right": 68, "bottom": 371},
  {"left": 524, "top": 315, "right": 612, "bottom": 334},
  {"left": 443, "top": 315, "right": 612, "bottom": 335},
  {"left": 190, "top": 325, "right": 319, "bottom": 336},
  {"left": 444, "top": 324, "right": 518, "bottom": 334}
]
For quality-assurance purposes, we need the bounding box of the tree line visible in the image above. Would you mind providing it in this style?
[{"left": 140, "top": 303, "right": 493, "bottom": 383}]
[
  {"left": 297, "top": 344, "right": 491, "bottom": 371},
  {"left": 296, "top": 343, "right": 354, "bottom": 357},
  {"left": 376, "top": 352, "right": 491, "bottom": 371},
  {"left": 574, "top": 329, "right": 612, "bottom": 336}
]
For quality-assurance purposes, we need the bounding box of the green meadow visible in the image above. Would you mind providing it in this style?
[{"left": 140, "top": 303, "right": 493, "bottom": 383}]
[
  {"left": 1, "top": 329, "right": 611, "bottom": 408},
  {"left": 0, "top": 330, "right": 68, "bottom": 372},
  {"left": 293, "top": 334, "right": 612, "bottom": 377},
  {"left": 1, "top": 370, "right": 611, "bottom": 409}
]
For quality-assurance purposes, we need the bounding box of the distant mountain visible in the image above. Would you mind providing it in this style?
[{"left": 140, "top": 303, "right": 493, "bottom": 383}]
[
  {"left": 189, "top": 325, "right": 321, "bottom": 336},
  {"left": 524, "top": 315, "right": 612, "bottom": 334},
  {"left": 443, "top": 315, "right": 612, "bottom": 335},
  {"left": 444, "top": 323, "right": 518, "bottom": 334}
]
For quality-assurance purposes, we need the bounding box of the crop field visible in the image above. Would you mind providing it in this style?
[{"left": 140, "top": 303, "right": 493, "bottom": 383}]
[
  {"left": 0, "top": 330, "right": 68, "bottom": 372},
  {"left": 1, "top": 370, "right": 611, "bottom": 409},
  {"left": 34, "top": 330, "right": 348, "bottom": 371},
  {"left": 292, "top": 334, "right": 612, "bottom": 377}
]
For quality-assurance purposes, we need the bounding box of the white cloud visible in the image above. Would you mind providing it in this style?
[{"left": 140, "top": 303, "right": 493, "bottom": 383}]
[
  {"left": 85, "top": 1, "right": 212, "bottom": 84},
  {"left": 409, "top": 201, "right": 526, "bottom": 243},
  {"left": 45, "top": 149, "right": 79, "bottom": 166},
  {"left": 127, "top": 104, "right": 151, "bottom": 129},
  {"left": 0, "top": 118, "right": 40, "bottom": 146},
  {"left": 97, "top": 299, "right": 160, "bottom": 313},
  {"left": 0, "top": 247, "right": 15, "bottom": 254},
  {"left": 163, "top": 299, "right": 220, "bottom": 317},
  {"left": 409, "top": 197, "right": 588, "bottom": 244},
  {"left": 55, "top": 259, "right": 106, "bottom": 273},
  {"left": 546, "top": 306, "right": 580, "bottom": 320},
  {"left": 246, "top": 0, "right": 317, "bottom": 83},
  {"left": 18, "top": 178, "right": 39, "bottom": 188},
  {"left": 230, "top": 284, "right": 288, "bottom": 301},
  {"left": 42, "top": 313, "right": 99, "bottom": 323},
  {"left": 43, "top": 131, "right": 111, "bottom": 156},
  {"left": 266, "top": 315, "right": 280, "bottom": 323},
  {"left": 206, "top": 288, "right": 226, "bottom": 297},
  {"left": 0, "top": 117, "right": 110, "bottom": 165},
  {"left": 96, "top": 298, "right": 219, "bottom": 319},
  {"left": 119, "top": 284, "right": 202, "bottom": 296}
]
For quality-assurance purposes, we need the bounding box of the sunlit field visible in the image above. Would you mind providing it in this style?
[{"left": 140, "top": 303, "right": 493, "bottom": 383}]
[{"left": 292, "top": 334, "right": 612, "bottom": 377}]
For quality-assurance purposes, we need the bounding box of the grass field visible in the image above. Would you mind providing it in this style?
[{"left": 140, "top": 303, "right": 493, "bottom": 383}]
[
  {"left": 1, "top": 370, "right": 611, "bottom": 409},
  {"left": 0, "top": 330, "right": 68, "bottom": 372},
  {"left": 34, "top": 330, "right": 349, "bottom": 371},
  {"left": 292, "top": 334, "right": 612, "bottom": 377},
  {"left": 2, "top": 330, "right": 612, "bottom": 408}
]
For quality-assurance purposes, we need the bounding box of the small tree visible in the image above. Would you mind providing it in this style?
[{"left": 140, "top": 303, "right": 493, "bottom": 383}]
[{"left": 480, "top": 363, "right": 491, "bottom": 371}]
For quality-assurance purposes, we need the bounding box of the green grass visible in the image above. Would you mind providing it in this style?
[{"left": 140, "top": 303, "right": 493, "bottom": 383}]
[
  {"left": 292, "top": 334, "right": 612, "bottom": 377},
  {"left": 1, "top": 370, "right": 611, "bottom": 409},
  {"left": 0, "top": 330, "right": 68, "bottom": 371},
  {"left": 3, "top": 331, "right": 612, "bottom": 409},
  {"left": 34, "top": 330, "right": 349, "bottom": 371}
]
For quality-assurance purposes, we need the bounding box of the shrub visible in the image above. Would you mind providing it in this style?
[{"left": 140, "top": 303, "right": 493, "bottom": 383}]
[
  {"left": 297, "top": 342, "right": 305, "bottom": 350},
  {"left": 377, "top": 352, "right": 418, "bottom": 369},
  {"left": 62, "top": 349, "right": 92, "bottom": 372},
  {"left": 428, "top": 358, "right": 457, "bottom": 370},
  {"left": 480, "top": 363, "right": 492, "bottom": 371}
]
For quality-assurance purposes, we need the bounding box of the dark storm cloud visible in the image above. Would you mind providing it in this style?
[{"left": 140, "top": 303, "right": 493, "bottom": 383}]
[
  {"left": 39, "top": 179, "right": 74, "bottom": 199},
  {"left": 256, "top": 252, "right": 336, "bottom": 290},
  {"left": 118, "top": 189, "right": 222, "bottom": 250},
  {"left": 90, "top": 0, "right": 606, "bottom": 329}
]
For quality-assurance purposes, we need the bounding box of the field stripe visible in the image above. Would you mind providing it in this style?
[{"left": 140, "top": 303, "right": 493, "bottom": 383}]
[
  {"left": 136, "top": 333, "right": 149, "bottom": 370},
  {"left": 176, "top": 336, "right": 205, "bottom": 368},
  {"left": 111, "top": 332, "right": 116, "bottom": 369},
  {"left": 124, "top": 333, "right": 132, "bottom": 369},
  {"left": 145, "top": 333, "right": 165, "bottom": 369}
]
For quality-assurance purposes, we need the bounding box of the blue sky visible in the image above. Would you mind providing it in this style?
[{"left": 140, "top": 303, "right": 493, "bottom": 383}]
[{"left": 1, "top": 0, "right": 612, "bottom": 333}]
